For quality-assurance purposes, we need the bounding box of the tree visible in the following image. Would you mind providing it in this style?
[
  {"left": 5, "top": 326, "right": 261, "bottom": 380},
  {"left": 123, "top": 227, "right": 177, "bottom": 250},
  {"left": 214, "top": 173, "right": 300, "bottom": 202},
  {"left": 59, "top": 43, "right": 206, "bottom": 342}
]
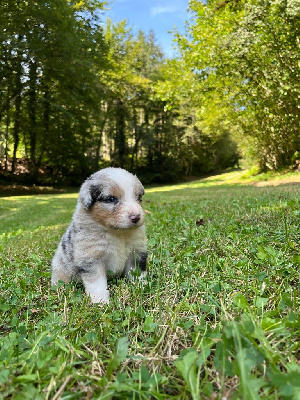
[
  {"left": 0, "top": 0, "right": 108, "bottom": 181},
  {"left": 0, "top": 1, "right": 243, "bottom": 185},
  {"left": 177, "top": 0, "right": 300, "bottom": 170}
]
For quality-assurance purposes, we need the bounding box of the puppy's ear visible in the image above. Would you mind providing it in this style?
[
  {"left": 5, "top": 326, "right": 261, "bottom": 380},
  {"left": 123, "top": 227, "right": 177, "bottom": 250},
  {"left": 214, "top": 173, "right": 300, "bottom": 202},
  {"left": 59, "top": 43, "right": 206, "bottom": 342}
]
[{"left": 80, "top": 181, "right": 103, "bottom": 210}]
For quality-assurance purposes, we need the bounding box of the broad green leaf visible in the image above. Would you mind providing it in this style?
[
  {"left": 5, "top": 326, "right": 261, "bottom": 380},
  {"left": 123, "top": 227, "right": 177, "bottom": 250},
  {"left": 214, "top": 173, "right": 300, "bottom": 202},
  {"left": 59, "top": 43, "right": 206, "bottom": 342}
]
[
  {"left": 106, "top": 337, "right": 129, "bottom": 379},
  {"left": 175, "top": 349, "right": 199, "bottom": 400}
]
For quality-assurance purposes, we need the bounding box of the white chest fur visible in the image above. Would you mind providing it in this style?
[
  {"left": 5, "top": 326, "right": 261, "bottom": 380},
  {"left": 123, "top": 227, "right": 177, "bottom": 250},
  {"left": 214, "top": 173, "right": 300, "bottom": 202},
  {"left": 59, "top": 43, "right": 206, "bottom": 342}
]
[
  {"left": 103, "top": 235, "right": 132, "bottom": 275},
  {"left": 96, "top": 226, "right": 146, "bottom": 276}
]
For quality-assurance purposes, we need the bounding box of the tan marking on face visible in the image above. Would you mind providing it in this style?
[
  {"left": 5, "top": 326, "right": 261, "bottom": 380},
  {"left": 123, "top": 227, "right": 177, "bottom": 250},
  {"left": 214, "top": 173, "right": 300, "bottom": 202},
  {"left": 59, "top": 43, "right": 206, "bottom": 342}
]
[
  {"left": 90, "top": 183, "right": 122, "bottom": 228},
  {"left": 109, "top": 184, "right": 124, "bottom": 199}
]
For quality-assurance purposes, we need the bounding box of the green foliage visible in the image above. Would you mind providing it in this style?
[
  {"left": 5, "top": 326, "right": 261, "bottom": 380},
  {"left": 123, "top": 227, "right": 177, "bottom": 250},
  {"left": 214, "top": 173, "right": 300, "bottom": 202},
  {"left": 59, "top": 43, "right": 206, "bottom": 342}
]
[
  {"left": 0, "top": 1, "right": 242, "bottom": 185},
  {"left": 0, "top": 175, "right": 299, "bottom": 398},
  {"left": 106, "top": 337, "right": 129, "bottom": 380},
  {"left": 1, "top": 0, "right": 299, "bottom": 183},
  {"left": 0, "top": 0, "right": 108, "bottom": 181},
  {"left": 175, "top": 349, "right": 200, "bottom": 399},
  {"left": 177, "top": 0, "right": 300, "bottom": 171}
]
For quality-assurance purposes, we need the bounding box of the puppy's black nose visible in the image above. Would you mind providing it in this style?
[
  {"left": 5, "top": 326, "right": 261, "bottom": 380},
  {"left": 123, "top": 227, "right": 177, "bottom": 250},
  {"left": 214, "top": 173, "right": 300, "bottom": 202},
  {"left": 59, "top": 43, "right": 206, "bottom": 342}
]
[{"left": 129, "top": 214, "right": 141, "bottom": 224}]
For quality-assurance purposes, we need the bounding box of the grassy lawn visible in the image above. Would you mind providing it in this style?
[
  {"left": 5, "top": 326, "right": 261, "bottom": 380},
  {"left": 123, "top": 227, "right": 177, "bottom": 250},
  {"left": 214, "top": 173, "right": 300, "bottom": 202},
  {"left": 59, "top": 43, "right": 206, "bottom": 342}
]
[{"left": 0, "top": 174, "right": 299, "bottom": 399}]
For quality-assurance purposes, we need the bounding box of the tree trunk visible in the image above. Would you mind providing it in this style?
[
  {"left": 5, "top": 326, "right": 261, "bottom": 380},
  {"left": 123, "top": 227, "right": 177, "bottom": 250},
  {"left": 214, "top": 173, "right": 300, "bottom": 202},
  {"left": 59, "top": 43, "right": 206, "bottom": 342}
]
[
  {"left": 4, "top": 87, "right": 10, "bottom": 172},
  {"left": 145, "top": 108, "right": 153, "bottom": 167},
  {"left": 28, "top": 60, "right": 37, "bottom": 170},
  {"left": 131, "top": 107, "right": 138, "bottom": 170},
  {"left": 12, "top": 41, "right": 23, "bottom": 175},
  {"left": 115, "top": 99, "right": 126, "bottom": 167},
  {"left": 95, "top": 104, "right": 110, "bottom": 170},
  {"left": 38, "top": 83, "right": 50, "bottom": 167}
]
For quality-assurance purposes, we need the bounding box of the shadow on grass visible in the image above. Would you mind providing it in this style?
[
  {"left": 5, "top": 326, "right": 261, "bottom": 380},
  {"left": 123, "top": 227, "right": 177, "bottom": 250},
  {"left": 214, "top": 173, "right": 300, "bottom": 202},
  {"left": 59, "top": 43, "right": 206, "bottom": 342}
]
[{"left": 0, "top": 184, "right": 78, "bottom": 197}]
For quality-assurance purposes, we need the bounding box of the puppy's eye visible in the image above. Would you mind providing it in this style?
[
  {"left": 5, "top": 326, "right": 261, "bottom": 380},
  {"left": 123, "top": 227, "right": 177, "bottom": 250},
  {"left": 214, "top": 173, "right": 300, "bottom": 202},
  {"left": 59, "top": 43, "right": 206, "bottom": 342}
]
[
  {"left": 106, "top": 196, "right": 118, "bottom": 204},
  {"left": 102, "top": 196, "right": 118, "bottom": 204},
  {"left": 137, "top": 194, "right": 143, "bottom": 203}
]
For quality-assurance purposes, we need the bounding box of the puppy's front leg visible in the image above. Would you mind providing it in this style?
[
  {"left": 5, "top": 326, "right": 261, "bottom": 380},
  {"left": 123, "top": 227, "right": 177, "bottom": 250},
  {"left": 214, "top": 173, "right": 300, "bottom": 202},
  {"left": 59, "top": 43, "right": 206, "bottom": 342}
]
[
  {"left": 79, "top": 264, "right": 109, "bottom": 304},
  {"left": 125, "top": 251, "right": 148, "bottom": 282}
]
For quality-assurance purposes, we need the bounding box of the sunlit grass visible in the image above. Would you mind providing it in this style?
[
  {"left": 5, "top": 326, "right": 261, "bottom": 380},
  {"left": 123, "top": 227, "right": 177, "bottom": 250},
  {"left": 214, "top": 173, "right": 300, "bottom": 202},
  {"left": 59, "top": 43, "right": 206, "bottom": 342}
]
[
  {"left": 0, "top": 174, "right": 299, "bottom": 399},
  {"left": 147, "top": 169, "right": 300, "bottom": 194}
]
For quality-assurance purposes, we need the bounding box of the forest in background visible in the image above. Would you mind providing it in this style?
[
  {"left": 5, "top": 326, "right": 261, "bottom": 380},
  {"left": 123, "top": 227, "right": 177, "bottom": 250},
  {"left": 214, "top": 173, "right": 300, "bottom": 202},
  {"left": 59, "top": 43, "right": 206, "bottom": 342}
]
[{"left": 0, "top": 0, "right": 299, "bottom": 185}]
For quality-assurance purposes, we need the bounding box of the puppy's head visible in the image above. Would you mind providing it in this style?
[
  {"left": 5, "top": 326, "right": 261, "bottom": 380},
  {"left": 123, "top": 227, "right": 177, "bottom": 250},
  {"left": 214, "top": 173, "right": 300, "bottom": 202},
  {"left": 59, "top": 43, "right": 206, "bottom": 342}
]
[{"left": 79, "top": 168, "right": 145, "bottom": 230}]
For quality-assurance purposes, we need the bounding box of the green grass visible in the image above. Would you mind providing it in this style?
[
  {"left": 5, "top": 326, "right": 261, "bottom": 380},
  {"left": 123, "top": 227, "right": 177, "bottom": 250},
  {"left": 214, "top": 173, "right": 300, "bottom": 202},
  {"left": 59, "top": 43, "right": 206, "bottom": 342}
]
[{"left": 0, "top": 176, "right": 299, "bottom": 399}]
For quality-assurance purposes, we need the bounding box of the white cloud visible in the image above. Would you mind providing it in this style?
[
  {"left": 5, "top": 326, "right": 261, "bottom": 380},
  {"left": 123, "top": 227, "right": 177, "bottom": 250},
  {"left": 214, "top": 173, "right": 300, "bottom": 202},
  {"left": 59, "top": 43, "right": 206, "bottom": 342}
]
[{"left": 150, "top": 4, "right": 178, "bottom": 17}]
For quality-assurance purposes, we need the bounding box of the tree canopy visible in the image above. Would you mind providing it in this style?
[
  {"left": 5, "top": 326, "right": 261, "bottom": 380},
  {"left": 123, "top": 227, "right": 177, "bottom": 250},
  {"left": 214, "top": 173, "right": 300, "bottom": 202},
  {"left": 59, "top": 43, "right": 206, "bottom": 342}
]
[
  {"left": 176, "top": 0, "right": 300, "bottom": 170},
  {"left": 0, "top": 0, "right": 299, "bottom": 185}
]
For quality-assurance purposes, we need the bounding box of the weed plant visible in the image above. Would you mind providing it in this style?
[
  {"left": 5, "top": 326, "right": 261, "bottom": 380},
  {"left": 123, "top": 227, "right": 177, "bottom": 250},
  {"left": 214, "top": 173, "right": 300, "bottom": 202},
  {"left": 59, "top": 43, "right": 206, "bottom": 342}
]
[{"left": 0, "top": 177, "right": 299, "bottom": 399}]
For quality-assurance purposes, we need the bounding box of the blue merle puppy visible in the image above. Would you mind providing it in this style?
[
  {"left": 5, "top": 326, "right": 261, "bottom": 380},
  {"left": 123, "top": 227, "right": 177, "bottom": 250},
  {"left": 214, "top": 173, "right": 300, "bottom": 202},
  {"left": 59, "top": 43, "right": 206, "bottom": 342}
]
[{"left": 51, "top": 168, "right": 147, "bottom": 303}]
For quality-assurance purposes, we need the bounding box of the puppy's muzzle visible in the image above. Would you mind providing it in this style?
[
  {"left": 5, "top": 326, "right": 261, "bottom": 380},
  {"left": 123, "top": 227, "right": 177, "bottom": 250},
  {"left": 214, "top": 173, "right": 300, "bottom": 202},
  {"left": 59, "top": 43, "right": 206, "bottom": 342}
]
[{"left": 129, "top": 213, "right": 141, "bottom": 224}]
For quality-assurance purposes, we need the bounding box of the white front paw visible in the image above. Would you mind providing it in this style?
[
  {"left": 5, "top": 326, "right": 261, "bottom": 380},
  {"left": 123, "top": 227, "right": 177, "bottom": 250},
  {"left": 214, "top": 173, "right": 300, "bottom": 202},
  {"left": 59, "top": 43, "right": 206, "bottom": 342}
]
[{"left": 89, "top": 289, "right": 110, "bottom": 304}]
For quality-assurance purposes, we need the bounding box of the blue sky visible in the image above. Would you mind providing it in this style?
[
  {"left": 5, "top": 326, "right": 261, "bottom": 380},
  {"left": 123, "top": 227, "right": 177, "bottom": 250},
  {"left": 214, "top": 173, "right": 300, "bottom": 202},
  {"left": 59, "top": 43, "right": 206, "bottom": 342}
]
[{"left": 105, "top": 0, "right": 190, "bottom": 57}]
